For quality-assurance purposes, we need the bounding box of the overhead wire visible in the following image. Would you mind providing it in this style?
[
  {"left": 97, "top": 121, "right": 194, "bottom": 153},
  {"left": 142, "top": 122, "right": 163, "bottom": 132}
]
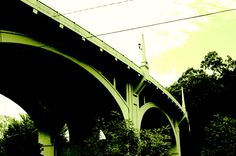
[
  {"left": 43, "top": 1, "right": 236, "bottom": 38},
  {"left": 36, "top": 2, "right": 236, "bottom": 48},
  {"left": 86, "top": 7, "right": 236, "bottom": 38},
  {"left": 39, "top": 0, "right": 236, "bottom": 38},
  {"left": 56, "top": 0, "right": 135, "bottom": 16},
  {"left": 37, "top": 0, "right": 136, "bottom": 48}
]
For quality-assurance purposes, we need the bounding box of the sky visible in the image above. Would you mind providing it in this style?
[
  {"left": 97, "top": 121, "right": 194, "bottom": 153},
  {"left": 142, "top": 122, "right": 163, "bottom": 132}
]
[
  {"left": 0, "top": 94, "right": 26, "bottom": 119},
  {"left": 38, "top": 0, "right": 236, "bottom": 87},
  {"left": 1, "top": 0, "right": 236, "bottom": 117}
]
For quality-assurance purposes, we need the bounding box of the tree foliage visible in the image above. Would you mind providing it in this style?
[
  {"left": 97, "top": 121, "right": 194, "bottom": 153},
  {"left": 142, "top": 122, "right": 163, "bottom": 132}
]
[
  {"left": 140, "top": 125, "right": 171, "bottom": 156},
  {"left": 83, "top": 111, "right": 139, "bottom": 156},
  {"left": 201, "top": 114, "right": 236, "bottom": 156},
  {"left": 168, "top": 51, "right": 236, "bottom": 155},
  {"left": 0, "top": 114, "right": 42, "bottom": 156},
  {"left": 0, "top": 116, "right": 12, "bottom": 139},
  {"left": 83, "top": 111, "right": 172, "bottom": 156},
  {"left": 0, "top": 111, "right": 172, "bottom": 156}
]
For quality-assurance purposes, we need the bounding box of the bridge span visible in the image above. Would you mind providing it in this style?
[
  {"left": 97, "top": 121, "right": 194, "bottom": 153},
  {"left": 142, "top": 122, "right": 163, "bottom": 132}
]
[{"left": 0, "top": 0, "right": 189, "bottom": 155}]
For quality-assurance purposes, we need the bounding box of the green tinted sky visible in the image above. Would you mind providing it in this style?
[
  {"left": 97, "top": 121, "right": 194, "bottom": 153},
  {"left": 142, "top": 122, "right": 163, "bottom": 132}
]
[
  {"left": 40, "top": 0, "right": 236, "bottom": 86},
  {"left": 150, "top": 9, "right": 236, "bottom": 86}
]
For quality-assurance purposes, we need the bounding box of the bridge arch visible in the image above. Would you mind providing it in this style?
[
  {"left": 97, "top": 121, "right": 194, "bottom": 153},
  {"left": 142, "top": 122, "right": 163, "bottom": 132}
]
[
  {"left": 0, "top": 30, "right": 129, "bottom": 121},
  {"left": 139, "top": 102, "right": 173, "bottom": 130},
  {"left": 139, "top": 102, "right": 181, "bottom": 154}
]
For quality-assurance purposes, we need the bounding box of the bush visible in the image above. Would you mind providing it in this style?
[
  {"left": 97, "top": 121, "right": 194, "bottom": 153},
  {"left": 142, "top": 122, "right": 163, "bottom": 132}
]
[{"left": 0, "top": 115, "right": 42, "bottom": 156}]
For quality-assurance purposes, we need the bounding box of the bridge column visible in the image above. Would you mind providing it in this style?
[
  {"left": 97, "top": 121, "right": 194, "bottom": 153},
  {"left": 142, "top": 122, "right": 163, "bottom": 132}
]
[
  {"left": 126, "top": 83, "right": 140, "bottom": 130},
  {"left": 174, "top": 121, "right": 181, "bottom": 156},
  {"left": 168, "top": 121, "right": 181, "bottom": 156},
  {"left": 38, "top": 131, "right": 54, "bottom": 156}
]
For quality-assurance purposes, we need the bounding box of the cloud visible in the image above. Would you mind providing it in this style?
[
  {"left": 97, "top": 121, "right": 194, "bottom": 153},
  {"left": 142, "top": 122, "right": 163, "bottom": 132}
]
[{"left": 150, "top": 69, "right": 182, "bottom": 87}]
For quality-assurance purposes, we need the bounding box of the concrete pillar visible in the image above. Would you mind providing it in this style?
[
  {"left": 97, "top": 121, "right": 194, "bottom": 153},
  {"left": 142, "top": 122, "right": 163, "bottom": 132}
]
[
  {"left": 168, "top": 121, "right": 181, "bottom": 156},
  {"left": 38, "top": 131, "right": 54, "bottom": 156},
  {"left": 169, "top": 146, "right": 179, "bottom": 156},
  {"left": 175, "top": 121, "right": 181, "bottom": 156},
  {"left": 126, "top": 83, "right": 139, "bottom": 130}
]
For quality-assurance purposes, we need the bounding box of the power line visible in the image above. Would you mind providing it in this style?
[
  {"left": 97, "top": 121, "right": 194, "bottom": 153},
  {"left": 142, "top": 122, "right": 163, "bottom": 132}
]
[
  {"left": 87, "top": 7, "right": 236, "bottom": 38},
  {"left": 60, "top": 0, "right": 135, "bottom": 16}
]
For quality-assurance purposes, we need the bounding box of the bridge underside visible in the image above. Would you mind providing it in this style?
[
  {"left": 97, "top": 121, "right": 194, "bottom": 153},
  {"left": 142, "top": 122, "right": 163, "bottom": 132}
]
[{"left": 0, "top": 43, "right": 121, "bottom": 144}]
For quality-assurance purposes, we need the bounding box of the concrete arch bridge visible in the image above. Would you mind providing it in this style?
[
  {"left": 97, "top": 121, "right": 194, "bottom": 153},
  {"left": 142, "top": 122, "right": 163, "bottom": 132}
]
[{"left": 0, "top": 0, "right": 189, "bottom": 155}]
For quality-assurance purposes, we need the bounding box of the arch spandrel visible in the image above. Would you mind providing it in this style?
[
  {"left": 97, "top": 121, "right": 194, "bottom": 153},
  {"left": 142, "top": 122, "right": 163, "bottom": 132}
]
[{"left": 0, "top": 30, "right": 129, "bottom": 121}]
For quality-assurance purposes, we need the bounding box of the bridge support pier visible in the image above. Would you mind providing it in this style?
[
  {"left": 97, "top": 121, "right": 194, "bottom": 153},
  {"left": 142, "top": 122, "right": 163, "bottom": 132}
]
[
  {"left": 126, "top": 83, "right": 140, "bottom": 130},
  {"left": 171, "top": 121, "right": 181, "bottom": 156},
  {"left": 38, "top": 131, "right": 54, "bottom": 156}
]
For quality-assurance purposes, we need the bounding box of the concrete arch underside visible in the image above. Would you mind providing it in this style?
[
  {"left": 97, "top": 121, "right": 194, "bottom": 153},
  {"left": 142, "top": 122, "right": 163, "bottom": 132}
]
[
  {"left": 139, "top": 102, "right": 174, "bottom": 129},
  {"left": 0, "top": 31, "right": 128, "bottom": 147},
  {"left": 140, "top": 102, "right": 183, "bottom": 155}
]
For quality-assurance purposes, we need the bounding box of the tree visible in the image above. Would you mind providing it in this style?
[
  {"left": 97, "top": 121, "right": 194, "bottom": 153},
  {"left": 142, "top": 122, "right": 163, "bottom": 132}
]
[
  {"left": 201, "top": 114, "right": 236, "bottom": 156},
  {"left": 83, "top": 111, "right": 139, "bottom": 156},
  {"left": 0, "top": 111, "right": 173, "bottom": 156},
  {"left": 139, "top": 125, "right": 171, "bottom": 156},
  {"left": 83, "top": 111, "right": 172, "bottom": 156},
  {"left": 168, "top": 51, "right": 236, "bottom": 155},
  {"left": 0, "top": 116, "right": 12, "bottom": 140},
  {"left": 200, "top": 51, "right": 225, "bottom": 77},
  {"left": 0, "top": 114, "right": 42, "bottom": 156},
  {"left": 0, "top": 116, "right": 13, "bottom": 155}
]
